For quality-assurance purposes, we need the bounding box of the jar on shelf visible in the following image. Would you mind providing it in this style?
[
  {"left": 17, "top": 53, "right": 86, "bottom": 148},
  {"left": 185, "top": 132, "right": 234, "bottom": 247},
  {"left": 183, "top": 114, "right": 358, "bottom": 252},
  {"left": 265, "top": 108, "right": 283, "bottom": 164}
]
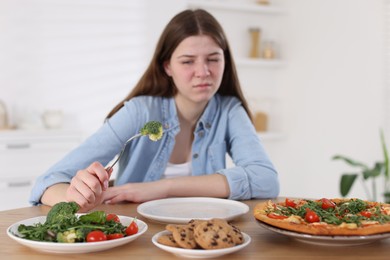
[
  {"left": 249, "top": 98, "right": 274, "bottom": 132},
  {"left": 0, "top": 100, "right": 8, "bottom": 129},
  {"left": 249, "top": 27, "right": 261, "bottom": 59},
  {"left": 257, "top": 0, "right": 270, "bottom": 5},
  {"left": 254, "top": 111, "right": 268, "bottom": 132},
  {"left": 262, "top": 41, "right": 276, "bottom": 59}
]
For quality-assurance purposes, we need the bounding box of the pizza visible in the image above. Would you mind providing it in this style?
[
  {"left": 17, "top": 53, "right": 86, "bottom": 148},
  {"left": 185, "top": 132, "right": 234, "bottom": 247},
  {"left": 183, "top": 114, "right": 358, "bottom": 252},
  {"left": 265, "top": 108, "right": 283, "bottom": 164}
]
[{"left": 254, "top": 198, "right": 390, "bottom": 236}]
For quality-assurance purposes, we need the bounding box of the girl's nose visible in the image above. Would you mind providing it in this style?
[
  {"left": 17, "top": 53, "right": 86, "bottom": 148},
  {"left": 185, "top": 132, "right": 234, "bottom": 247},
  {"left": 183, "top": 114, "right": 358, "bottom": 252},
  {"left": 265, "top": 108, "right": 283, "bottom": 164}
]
[{"left": 195, "top": 62, "right": 210, "bottom": 77}]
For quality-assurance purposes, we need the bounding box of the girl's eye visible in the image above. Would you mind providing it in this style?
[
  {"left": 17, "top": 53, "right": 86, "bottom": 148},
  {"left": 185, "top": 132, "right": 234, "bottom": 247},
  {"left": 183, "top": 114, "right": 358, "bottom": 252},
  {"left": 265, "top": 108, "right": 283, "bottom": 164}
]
[
  {"left": 208, "top": 58, "right": 220, "bottom": 63},
  {"left": 182, "top": 60, "right": 194, "bottom": 64}
]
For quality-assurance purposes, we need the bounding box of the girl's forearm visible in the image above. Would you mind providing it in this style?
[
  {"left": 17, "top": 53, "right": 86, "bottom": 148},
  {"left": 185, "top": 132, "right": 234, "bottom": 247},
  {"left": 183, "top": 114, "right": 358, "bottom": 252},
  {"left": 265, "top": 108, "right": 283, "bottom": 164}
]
[
  {"left": 40, "top": 183, "right": 69, "bottom": 206},
  {"left": 162, "top": 173, "right": 230, "bottom": 198}
]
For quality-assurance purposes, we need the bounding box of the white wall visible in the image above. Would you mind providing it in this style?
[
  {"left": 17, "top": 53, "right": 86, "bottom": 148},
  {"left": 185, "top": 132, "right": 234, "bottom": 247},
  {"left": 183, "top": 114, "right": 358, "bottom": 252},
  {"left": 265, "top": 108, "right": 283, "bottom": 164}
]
[
  {"left": 0, "top": 0, "right": 188, "bottom": 136},
  {"left": 273, "top": 0, "right": 386, "bottom": 199},
  {"left": 0, "top": 0, "right": 150, "bottom": 136},
  {"left": 1, "top": 0, "right": 387, "bottom": 201}
]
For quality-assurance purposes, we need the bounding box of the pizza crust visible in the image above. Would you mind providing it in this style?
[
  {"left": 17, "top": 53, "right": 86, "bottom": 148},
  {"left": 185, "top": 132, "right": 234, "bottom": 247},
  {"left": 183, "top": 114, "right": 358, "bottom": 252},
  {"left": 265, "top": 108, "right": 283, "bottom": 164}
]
[{"left": 254, "top": 200, "right": 390, "bottom": 236}]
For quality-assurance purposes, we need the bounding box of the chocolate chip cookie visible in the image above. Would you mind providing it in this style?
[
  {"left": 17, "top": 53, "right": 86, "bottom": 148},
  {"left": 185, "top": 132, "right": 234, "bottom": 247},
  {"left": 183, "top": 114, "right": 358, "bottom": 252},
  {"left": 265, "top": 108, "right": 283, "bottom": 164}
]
[
  {"left": 193, "top": 219, "right": 240, "bottom": 249},
  {"left": 166, "top": 224, "right": 198, "bottom": 249},
  {"left": 157, "top": 233, "right": 180, "bottom": 248}
]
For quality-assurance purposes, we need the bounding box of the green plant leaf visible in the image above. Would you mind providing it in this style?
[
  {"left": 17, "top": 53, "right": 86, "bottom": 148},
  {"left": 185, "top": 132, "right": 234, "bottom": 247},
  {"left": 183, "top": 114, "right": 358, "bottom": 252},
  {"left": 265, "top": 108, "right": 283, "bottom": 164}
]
[
  {"left": 340, "top": 174, "right": 358, "bottom": 196},
  {"left": 362, "top": 162, "right": 383, "bottom": 180},
  {"left": 384, "top": 192, "right": 390, "bottom": 203},
  {"left": 381, "top": 129, "right": 389, "bottom": 179},
  {"left": 332, "top": 155, "right": 368, "bottom": 169}
]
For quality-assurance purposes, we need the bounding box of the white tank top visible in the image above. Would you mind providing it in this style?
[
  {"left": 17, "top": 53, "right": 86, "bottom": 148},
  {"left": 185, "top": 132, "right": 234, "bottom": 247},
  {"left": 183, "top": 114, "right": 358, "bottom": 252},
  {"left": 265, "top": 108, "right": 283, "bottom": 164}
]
[{"left": 162, "top": 161, "right": 192, "bottom": 179}]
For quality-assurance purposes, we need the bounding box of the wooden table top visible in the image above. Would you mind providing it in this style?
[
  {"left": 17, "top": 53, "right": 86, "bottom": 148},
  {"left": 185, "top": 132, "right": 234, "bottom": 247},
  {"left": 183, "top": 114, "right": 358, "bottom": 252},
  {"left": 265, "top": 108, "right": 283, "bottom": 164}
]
[{"left": 1, "top": 199, "right": 390, "bottom": 259}]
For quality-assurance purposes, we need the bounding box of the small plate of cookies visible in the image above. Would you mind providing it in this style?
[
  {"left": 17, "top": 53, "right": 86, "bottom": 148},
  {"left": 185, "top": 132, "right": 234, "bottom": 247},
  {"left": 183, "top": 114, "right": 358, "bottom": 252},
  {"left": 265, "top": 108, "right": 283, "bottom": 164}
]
[{"left": 151, "top": 218, "right": 251, "bottom": 258}]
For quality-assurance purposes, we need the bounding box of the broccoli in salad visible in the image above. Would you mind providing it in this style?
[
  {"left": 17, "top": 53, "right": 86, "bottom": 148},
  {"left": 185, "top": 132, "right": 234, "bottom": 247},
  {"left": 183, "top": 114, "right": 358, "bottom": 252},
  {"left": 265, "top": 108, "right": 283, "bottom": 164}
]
[
  {"left": 56, "top": 228, "right": 85, "bottom": 243},
  {"left": 140, "top": 121, "right": 164, "bottom": 141},
  {"left": 45, "top": 201, "right": 79, "bottom": 226}
]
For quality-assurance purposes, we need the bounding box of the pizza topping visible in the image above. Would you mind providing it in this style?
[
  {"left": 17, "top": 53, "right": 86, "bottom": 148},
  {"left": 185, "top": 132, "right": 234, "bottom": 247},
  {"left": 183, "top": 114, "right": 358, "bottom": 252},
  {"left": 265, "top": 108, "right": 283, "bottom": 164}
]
[
  {"left": 361, "top": 220, "right": 380, "bottom": 226},
  {"left": 286, "top": 215, "right": 303, "bottom": 224},
  {"left": 305, "top": 209, "right": 320, "bottom": 223},
  {"left": 339, "top": 222, "right": 358, "bottom": 229},
  {"left": 337, "top": 199, "right": 367, "bottom": 215},
  {"left": 360, "top": 211, "right": 372, "bottom": 218},
  {"left": 267, "top": 213, "right": 288, "bottom": 220},
  {"left": 285, "top": 198, "right": 297, "bottom": 208},
  {"left": 265, "top": 200, "right": 276, "bottom": 211},
  {"left": 320, "top": 198, "right": 336, "bottom": 209},
  {"left": 311, "top": 222, "right": 328, "bottom": 227}
]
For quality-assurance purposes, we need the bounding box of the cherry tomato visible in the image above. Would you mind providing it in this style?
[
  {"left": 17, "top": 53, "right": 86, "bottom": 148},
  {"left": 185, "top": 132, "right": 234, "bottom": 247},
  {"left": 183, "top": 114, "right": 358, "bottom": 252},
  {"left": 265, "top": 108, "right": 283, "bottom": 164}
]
[
  {"left": 106, "top": 213, "right": 120, "bottom": 223},
  {"left": 360, "top": 211, "right": 372, "bottom": 218},
  {"left": 267, "top": 213, "right": 288, "bottom": 220},
  {"left": 107, "top": 233, "right": 124, "bottom": 240},
  {"left": 305, "top": 209, "right": 320, "bottom": 223},
  {"left": 125, "top": 220, "right": 139, "bottom": 236},
  {"left": 285, "top": 198, "right": 297, "bottom": 208},
  {"left": 86, "top": 230, "right": 107, "bottom": 242},
  {"left": 320, "top": 198, "right": 336, "bottom": 210}
]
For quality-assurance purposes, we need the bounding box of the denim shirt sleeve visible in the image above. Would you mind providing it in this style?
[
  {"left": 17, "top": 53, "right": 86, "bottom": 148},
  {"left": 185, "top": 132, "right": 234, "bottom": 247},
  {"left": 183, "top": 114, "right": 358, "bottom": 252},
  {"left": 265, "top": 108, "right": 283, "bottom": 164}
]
[
  {"left": 216, "top": 100, "right": 279, "bottom": 200},
  {"left": 29, "top": 99, "right": 142, "bottom": 205}
]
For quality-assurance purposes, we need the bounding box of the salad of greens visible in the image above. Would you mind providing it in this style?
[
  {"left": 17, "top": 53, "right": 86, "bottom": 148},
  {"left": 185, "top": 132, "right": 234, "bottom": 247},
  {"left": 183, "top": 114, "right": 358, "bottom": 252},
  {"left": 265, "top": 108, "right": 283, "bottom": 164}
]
[{"left": 17, "top": 202, "right": 138, "bottom": 243}]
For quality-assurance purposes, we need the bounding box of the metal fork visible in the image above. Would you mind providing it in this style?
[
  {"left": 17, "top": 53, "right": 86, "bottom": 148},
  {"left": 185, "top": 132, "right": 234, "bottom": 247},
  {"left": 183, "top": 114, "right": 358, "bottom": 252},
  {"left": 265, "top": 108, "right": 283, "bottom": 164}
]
[{"left": 105, "top": 133, "right": 142, "bottom": 172}]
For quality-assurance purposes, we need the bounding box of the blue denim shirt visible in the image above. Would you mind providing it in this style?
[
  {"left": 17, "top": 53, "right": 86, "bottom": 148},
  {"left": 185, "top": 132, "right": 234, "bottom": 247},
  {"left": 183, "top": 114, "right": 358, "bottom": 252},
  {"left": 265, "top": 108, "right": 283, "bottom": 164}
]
[{"left": 29, "top": 94, "right": 279, "bottom": 205}]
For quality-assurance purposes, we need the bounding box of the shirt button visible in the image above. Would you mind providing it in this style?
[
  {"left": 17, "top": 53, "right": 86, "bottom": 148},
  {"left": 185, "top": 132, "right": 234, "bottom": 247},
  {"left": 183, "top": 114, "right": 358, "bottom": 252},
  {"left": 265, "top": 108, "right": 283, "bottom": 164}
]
[
  {"left": 205, "top": 123, "right": 211, "bottom": 129},
  {"left": 164, "top": 123, "right": 169, "bottom": 129},
  {"left": 198, "top": 131, "right": 204, "bottom": 138},
  {"left": 193, "top": 153, "right": 199, "bottom": 159}
]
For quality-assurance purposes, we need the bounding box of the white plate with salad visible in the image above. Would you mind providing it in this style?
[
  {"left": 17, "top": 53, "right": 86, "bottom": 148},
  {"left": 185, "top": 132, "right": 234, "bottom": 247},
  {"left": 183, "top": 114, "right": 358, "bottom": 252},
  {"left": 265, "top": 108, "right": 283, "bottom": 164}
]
[{"left": 7, "top": 214, "right": 148, "bottom": 254}]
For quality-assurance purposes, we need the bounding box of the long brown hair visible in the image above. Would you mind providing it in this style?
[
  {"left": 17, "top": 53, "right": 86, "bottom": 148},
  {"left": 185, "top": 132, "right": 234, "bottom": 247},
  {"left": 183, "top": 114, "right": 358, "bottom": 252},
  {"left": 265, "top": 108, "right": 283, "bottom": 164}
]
[{"left": 106, "top": 9, "right": 252, "bottom": 121}]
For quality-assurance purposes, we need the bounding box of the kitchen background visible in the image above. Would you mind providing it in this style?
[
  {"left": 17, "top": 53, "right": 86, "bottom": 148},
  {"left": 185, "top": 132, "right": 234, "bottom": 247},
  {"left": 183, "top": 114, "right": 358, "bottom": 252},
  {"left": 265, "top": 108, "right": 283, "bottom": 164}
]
[{"left": 0, "top": 0, "right": 388, "bottom": 210}]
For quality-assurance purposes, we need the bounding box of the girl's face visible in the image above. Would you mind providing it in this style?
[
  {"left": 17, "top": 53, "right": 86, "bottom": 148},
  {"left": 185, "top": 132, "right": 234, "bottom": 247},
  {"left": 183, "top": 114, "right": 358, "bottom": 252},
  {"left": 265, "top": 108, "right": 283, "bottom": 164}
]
[{"left": 164, "top": 35, "right": 225, "bottom": 107}]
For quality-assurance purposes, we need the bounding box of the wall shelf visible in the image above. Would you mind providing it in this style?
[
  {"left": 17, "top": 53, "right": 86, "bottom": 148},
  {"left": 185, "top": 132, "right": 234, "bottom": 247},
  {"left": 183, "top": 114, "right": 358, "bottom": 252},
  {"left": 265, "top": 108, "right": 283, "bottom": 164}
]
[
  {"left": 187, "top": 0, "right": 286, "bottom": 15},
  {"left": 236, "top": 58, "right": 286, "bottom": 68}
]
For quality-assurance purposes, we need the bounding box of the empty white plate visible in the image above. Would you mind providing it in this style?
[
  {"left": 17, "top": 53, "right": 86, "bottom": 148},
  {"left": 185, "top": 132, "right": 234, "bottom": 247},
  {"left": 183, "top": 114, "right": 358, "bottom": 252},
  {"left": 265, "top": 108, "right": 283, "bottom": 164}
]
[{"left": 137, "top": 197, "right": 249, "bottom": 224}]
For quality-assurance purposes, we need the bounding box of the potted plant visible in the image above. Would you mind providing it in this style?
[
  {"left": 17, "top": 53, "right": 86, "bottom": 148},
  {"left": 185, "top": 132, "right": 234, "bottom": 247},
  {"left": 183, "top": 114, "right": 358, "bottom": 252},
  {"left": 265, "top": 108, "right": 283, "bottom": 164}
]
[{"left": 332, "top": 130, "right": 390, "bottom": 203}]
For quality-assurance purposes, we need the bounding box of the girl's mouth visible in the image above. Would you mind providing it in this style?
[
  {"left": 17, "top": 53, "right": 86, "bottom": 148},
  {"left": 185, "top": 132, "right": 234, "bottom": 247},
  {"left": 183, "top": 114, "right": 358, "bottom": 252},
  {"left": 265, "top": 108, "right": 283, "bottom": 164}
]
[{"left": 195, "top": 83, "right": 211, "bottom": 88}]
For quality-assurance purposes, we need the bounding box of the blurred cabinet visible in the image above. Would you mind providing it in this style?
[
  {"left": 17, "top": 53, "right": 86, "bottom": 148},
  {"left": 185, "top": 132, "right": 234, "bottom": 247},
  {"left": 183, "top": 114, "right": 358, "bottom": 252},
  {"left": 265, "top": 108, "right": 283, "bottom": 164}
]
[{"left": 0, "top": 130, "right": 82, "bottom": 211}]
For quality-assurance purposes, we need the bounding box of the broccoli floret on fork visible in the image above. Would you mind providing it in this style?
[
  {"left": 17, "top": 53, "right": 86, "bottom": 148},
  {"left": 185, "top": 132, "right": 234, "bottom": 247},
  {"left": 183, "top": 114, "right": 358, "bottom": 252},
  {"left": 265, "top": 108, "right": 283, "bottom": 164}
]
[
  {"left": 106, "top": 121, "right": 164, "bottom": 172},
  {"left": 140, "top": 121, "right": 164, "bottom": 141}
]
